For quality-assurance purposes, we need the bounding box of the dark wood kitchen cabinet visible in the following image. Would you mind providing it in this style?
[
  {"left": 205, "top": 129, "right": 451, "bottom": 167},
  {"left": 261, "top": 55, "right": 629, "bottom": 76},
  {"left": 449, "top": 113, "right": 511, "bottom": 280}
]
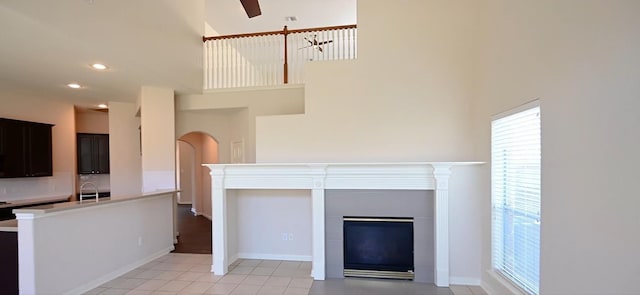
[
  {"left": 0, "top": 118, "right": 53, "bottom": 178},
  {"left": 0, "top": 231, "right": 18, "bottom": 295},
  {"left": 77, "top": 133, "right": 109, "bottom": 174}
]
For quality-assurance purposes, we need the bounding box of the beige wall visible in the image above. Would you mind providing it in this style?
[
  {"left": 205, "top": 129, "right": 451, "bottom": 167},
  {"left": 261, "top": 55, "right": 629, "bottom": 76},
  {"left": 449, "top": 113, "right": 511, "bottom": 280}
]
[
  {"left": 140, "top": 87, "right": 176, "bottom": 192},
  {"left": 75, "top": 110, "right": 108, "bottom": 134},
  {"left": 0, "top": 94, "right": 76, "bottom": 201},
  {"left": 256, "top": 0, "right": 478, "bottom": 162},
  {"left": 179, "top": 132, "right": 218, "bottom": 218},
  {"left": 473, "top": 1, "right": 640, "bottom": 294},
  {"left": 179, "top": 134, "right": 203, "bottom": 212},
  {"left": 108, "top": 102, "right": 142, "bottom": 197},
  {"left": 176, "top": 85, "right": 305, "bottom": 163}
]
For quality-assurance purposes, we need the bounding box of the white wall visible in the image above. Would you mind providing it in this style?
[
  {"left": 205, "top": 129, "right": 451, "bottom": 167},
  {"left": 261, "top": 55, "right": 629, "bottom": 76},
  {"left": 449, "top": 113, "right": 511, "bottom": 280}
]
[
  {"left": 109, "top": 102, "right": 142, "bottom": 197},
  {"left": 0, "top": 94, "right": 75, "bottom": 202},
  {"left": 201, "top": 134, "right": 218, "bottom": 218},
  {"left": 140, "top": 87, "right": 176, "bottom": 192},
  {"left": 16, "top": 193, "right": 174, "bottom": 294},
  {"left": 177, "top": 140, "right": 195, "bottom": 204},
  {"left": 234, "top": 190, "right": 312, "bottom": 261},
  {"left": 473, "top": 1, "right": 640, "bottom": 294}
]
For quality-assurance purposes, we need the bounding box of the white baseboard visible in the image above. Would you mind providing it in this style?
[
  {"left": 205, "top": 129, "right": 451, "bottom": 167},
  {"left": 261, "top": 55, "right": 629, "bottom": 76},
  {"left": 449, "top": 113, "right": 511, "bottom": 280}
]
[
  {"left": 229, "top": 254, "right": 240, "bottom": 265},
  {"left": 201, "top": 212, "right": 212, "bottom": 220},
  {"left": 450, "top": 276, "right": 482, "bottom": 286},
  {"left": 237, "top": 252, "right": 312, "bottom": 262},
  {"left": 177, "top": 201, "right": 192, "bottom": 205},
  {"left": 64, "top": 246, "right": 174, "bottom": 295}
]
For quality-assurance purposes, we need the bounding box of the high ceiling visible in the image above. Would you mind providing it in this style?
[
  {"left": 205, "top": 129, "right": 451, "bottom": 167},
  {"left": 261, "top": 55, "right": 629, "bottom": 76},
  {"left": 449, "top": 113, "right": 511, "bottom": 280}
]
[
  {"left": 205, "top": 0, "right": 356, "bottom": 35},
  {"left": 0, "top": 0, "right": 356, "bottom": 109}
]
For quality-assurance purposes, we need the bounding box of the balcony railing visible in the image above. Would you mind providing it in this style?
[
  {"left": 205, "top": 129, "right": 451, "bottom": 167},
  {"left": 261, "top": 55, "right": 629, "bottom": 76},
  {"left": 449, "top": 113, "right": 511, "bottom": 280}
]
[{"left": 203, "top": 24, "right": 357, "bottom": 89}]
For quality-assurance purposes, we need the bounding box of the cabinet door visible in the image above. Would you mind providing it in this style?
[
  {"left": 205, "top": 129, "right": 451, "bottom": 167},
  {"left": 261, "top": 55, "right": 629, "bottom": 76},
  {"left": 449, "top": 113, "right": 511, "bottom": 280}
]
[
  {"left": 94, "top": 134, "right": 110, "bottom": 174},
  {"left": 1, "top": 120, "right": 26, "bottom": 178},
  {"left": 77, "top": 134, "right": 94, "bottom": 174},
  {"left": 0, "top": 120, "right": 5, "bottom": 177},
  {"left": 26, "top": 123, "right": 53, "bottom": 177}
]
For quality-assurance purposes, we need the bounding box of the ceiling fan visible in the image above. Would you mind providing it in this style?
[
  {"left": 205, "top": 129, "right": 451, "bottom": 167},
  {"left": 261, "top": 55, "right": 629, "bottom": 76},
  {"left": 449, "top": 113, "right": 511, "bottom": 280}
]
[
  {"left": 240, "top": 0, "right": 262, "bottom": 18},
  {"left": 300, "top": 35, "right": 334, "bottom": 53}
]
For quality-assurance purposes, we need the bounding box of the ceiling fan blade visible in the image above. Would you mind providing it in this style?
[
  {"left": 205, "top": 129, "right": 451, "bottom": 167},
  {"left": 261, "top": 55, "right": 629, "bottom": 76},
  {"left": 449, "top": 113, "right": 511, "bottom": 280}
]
[
  {"left": 318, "top": 46, "right": 323, "bottom": 53},
  {"left": 318, "top": 40, "right": 333, "bottom": 45},
  {"left": 304, "top": 37, "right": 313, "bottom": 45},
  {"left": 240, "top": 0, "right": 262, "bottom": 18}
]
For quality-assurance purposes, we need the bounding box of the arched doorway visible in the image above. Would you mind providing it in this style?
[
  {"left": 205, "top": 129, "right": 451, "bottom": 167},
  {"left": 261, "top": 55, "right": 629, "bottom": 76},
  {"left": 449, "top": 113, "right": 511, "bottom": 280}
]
[{"left": 174, "top": 131, "right": 218, "bottom": 253}]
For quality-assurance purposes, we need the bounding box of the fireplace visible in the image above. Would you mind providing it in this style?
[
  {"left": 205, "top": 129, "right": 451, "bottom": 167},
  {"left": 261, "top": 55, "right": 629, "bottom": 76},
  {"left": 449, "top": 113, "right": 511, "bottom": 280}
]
[
  {"left": 203, "top": 162, "right": 481, "bottom": 287},
  {"left": 343, "top": 217, "right": 414, "bottom": 280}
]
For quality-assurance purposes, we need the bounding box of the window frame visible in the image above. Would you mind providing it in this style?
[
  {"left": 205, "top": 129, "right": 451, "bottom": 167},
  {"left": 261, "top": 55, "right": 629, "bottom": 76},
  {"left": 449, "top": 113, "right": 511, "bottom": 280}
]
[{"left": 491, "top": 99, "right": 541, "bottom": 295}]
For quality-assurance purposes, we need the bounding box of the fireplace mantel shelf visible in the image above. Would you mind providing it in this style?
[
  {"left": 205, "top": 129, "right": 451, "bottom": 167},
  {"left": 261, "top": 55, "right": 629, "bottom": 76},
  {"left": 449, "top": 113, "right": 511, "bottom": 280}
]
[{"left": 203, "top": 162, "right": 483, "bottom": 287}]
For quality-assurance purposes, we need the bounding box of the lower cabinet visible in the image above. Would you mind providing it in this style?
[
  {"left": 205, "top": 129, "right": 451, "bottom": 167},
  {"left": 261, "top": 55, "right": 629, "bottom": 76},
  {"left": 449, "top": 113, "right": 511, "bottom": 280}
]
[{"left": 0, "top": 231, "right": 18, "bottom": 295}]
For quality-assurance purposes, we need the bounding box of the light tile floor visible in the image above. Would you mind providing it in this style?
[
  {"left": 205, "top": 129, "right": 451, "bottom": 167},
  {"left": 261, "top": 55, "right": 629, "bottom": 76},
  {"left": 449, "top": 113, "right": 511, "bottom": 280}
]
[
  {"left": 86, "top": 253, "right": 313, "bottom": 295},
  {"left": 86, "top": 253, "right": 487, "bottom": 295}
]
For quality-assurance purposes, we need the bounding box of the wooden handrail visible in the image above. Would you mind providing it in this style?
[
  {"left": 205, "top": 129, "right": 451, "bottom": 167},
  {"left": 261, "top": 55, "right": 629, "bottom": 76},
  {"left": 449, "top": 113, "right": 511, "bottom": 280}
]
[
  {"left": 203, "top": 29, "right": 283, "bottom": 41},
  {"left": 287, "top": 24, "right": 357, "bottom": 34},
  {"left": 202, "top": 24, "right": 357, "bottom": 41}
]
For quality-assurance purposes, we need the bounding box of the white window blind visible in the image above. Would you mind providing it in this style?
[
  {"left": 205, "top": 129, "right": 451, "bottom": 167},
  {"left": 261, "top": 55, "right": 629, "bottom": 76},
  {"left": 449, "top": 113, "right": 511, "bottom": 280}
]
[{"left": 491, "top": 101, "right": 541, "bottom": 295}]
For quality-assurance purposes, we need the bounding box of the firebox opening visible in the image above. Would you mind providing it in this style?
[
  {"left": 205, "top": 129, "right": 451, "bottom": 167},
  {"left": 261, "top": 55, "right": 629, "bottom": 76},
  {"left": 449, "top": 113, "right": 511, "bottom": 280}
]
[{"left": 343, "top": 216, "right": 414, "bottom": 280}]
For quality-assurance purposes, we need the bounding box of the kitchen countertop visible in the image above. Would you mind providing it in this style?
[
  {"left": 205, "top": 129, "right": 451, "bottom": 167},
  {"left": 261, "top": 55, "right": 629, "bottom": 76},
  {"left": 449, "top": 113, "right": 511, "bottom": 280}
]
[
  {"left": 0, "top": 219, "right": 17, "bottom": 232},
  {"left": 13, "top": 190, "right": 178, "bottom": 216},
  {"left": 0, "top": 194, "right": 71, "bottom": 210}
]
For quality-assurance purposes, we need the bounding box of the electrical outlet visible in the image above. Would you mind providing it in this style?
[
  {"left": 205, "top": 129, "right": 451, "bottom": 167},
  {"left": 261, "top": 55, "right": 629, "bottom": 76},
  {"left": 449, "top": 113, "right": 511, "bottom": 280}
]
[
  {"left": 288, "top": 233, "right": 293, "bottom": 241},
  {"left": 282, "top": 233, "right": 288, "bottom": 241}
]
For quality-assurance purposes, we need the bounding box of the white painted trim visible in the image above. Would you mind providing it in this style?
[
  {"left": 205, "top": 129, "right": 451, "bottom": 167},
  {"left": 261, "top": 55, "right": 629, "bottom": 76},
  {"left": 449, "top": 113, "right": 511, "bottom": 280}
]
[
  {"left": 482, "top": 269, "right": 527, "bottom": 295},
  {"left": 450, "top": 276, "right": 482, "bottom": 286},
  {"left": 177, "top": 201, "right": 192, "bottom": 205},
  {"left": 64, "top": 246, "right": 173, "bottom": 295},
  {"left": 491, "top": 99, "right": 540, "bottom": 120},
  {"left": 237, "top": 253, "right": 312, "bottom": 262},
  {"left": 202, "top": 162, "right": 483, "bottom": 285},
  {"left": 201, "top": 212, "right": 212, "bottom": 220}
]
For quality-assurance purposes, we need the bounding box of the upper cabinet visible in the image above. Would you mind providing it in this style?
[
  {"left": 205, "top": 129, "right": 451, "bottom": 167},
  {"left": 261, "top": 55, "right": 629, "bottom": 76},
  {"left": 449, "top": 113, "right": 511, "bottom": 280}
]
[
  {"left": 0, "top": 118, "right": 53, "bottom": 178},
  {"left": 77, "top": 133, "right": 109, "bottom": 174}
]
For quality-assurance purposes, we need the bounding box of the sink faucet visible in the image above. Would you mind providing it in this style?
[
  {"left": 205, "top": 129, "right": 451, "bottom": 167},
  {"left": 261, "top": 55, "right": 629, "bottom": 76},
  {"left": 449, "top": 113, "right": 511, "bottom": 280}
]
[{"left": 79, "top": 182, "right": 99, "bottom": 202}]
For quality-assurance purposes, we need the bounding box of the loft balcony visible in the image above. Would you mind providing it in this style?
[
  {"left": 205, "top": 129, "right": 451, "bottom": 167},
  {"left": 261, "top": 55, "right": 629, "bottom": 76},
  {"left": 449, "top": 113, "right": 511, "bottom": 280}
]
[{"left": 203, "top": 25, "right": 357, "bottom": 90}]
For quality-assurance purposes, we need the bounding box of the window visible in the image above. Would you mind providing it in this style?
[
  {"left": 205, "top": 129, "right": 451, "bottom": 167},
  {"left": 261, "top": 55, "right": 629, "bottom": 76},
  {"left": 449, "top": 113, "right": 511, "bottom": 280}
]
[{"left": 491, "top": 101, "right": 541, "bottom": 295}]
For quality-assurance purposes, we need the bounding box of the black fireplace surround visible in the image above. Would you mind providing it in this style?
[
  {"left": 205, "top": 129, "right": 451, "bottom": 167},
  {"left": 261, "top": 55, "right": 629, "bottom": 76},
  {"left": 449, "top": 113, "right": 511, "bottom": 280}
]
[{"left": 343, "top": 217, "right": 414, "bottom": 275}]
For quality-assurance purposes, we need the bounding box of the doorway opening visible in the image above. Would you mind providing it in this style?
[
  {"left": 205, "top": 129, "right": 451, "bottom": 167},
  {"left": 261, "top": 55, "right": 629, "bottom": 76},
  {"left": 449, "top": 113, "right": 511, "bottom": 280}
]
[{"left": 174, "top": 132, "right": 218, "bottom": 253}]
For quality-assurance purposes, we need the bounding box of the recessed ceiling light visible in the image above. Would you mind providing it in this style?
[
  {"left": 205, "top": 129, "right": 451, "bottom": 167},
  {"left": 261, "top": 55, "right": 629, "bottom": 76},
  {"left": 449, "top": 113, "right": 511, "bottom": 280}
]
[
  {"left": 67, "top": 83, "right": 81, "bottom": 89},
  {"left": 91, "top": 63, "right": 108, "bottom": 70},
  {"left": 97, "top": 104, "right": 108, "bottom": 109},
  {"left": 285, "top": 16, "right": 298, "bottom": 22}
]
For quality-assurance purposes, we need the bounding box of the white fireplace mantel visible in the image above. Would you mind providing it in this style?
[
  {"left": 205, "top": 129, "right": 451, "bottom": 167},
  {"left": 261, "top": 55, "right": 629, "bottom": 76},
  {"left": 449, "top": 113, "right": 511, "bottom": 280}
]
[{"left": 203, "top": 162, "right": 482, "bottom": 287}]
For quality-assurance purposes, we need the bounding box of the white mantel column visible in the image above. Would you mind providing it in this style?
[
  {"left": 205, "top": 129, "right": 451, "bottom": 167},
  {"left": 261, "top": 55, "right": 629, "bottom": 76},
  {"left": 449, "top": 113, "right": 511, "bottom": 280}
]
[
  {"left": 432, "top": 164, "right": 452, "bottom": 287},
  {"left": 210, "top": 167, "right": 228, "bottom": 275},
  {"left": 309, "top": 164, "right": 327, "bottom": 280}
]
